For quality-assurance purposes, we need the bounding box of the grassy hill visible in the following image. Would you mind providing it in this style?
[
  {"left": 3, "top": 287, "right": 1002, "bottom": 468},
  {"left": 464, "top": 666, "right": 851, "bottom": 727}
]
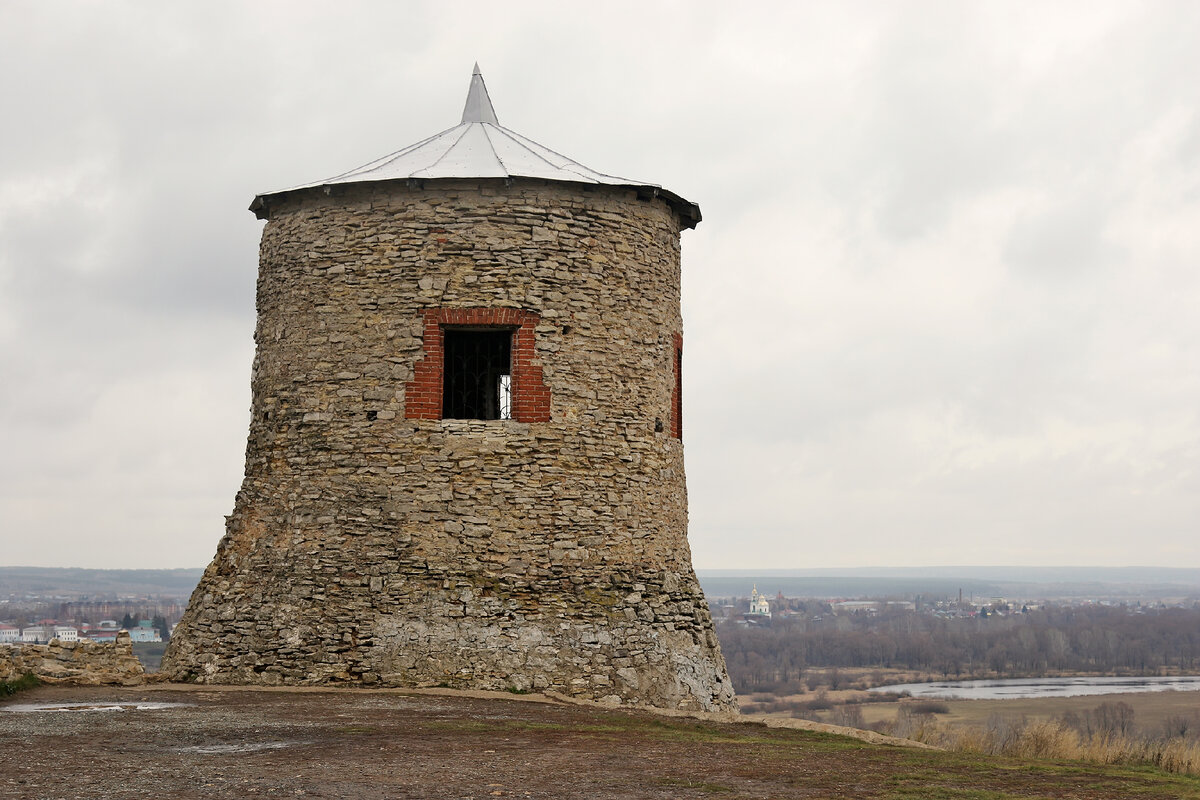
[{"left": 4, "top": 685, "right": 1199, "bottom": 798}]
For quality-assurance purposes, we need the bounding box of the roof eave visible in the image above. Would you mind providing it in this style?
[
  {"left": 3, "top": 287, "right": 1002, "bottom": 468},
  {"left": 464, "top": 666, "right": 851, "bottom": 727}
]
[{"left": 250, "top": 177, "right": 701, "bottom": 228}]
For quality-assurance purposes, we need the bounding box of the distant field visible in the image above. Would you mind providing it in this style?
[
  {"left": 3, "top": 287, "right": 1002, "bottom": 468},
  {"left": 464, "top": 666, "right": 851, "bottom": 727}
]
[
  {"left": 906, "top": 690, "right": 1200, "bottom": 732},
  {"left": 746, "top": 684, "right": 1200, "bottom": 738}
]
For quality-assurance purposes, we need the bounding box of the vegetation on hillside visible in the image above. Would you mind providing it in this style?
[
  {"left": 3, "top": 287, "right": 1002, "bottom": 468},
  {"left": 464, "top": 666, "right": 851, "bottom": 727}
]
[
  {"left": 890, "top": 702, "right": 1200, "bottom": 777},
  {"left": 719, "top": 603, "right": 1200, "bottom": 693},
  {"left": 0, "top": 672, "right": 40, "bottom": 696}
]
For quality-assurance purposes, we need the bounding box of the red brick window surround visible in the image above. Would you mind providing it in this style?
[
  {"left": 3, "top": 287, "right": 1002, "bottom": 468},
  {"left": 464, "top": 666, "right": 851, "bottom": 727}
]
[
  {"left": 671, "top": 332, "right": 683, "bottom": 439},
  {"left": 405, "top": 308, "right": 550, "bottom": 422}
]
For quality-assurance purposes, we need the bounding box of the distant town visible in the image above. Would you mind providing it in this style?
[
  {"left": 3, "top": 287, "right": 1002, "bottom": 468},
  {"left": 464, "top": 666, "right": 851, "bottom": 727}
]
[
  {"left": 0, "top": 570, "right": 189, "bottom": 652},
  {"left": 1, "top": 617, "right": 167, "bottom": 645},
  {"left": 711, "top": 583, "right": 1200, "bottom": 626},
  {"left": 4, "top": 566, "right": 1199, "bottom": 678},
  {"left": 0, "top": 592, "right": 181, "bottom": 647}
]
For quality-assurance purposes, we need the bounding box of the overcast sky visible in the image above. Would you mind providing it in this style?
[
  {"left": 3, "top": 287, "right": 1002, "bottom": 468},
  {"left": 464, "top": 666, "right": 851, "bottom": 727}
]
[{"left": 1, "top": 2, "right": 1197, "bottom": 570}]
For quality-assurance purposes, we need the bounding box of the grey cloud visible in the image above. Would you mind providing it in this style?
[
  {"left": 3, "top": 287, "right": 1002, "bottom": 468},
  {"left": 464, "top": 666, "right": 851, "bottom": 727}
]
[
  {"left": 1, "top": 2, "right": 1197, "bottom": 569},
  {"left": 1003, "top": 199, "right": 1117, "bottom": 277}
]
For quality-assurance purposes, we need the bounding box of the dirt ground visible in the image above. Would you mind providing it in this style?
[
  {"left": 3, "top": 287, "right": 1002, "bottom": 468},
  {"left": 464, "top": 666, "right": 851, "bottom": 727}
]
[{"left": 3, "top": 684, "right": 1200, "bottom": 800}]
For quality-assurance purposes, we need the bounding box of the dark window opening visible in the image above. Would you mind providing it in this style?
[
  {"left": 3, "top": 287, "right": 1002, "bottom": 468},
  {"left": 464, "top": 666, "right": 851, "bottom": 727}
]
[{"left": 443, "top": 329, "right": 512, "bottom": 420}]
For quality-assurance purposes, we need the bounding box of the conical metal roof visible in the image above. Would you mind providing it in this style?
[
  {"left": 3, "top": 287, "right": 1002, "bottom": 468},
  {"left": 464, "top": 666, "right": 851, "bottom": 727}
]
[{"left": 250, "top": 65, "right": 700, "bottom": 227}]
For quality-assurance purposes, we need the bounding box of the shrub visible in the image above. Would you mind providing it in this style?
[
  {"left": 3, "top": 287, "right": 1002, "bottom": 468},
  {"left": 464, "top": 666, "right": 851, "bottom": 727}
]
[
  {"left": 944, "top": 715, "right": 1200, "bottom": 777},
  {"left": 890, "top": 706, "right": 940, "bottom": 744},
  {"left": 1061, "top": 701, "right": 1136, "bottom": 741},
  {"left": 1161, "top": 711, "right": 1200, "bottom": 741},
  {"left": 0, "top": 672, "right": 39, "bottom": 696},
  {"left": 980, "top": 713, "right": 1028, "bottom": 755},
  {"left": 804, "top": 691, "right": 833, "bottom": 711},
  {"left": 1013, "top": 721, "right": 1079, "bottom": 760},
  {"left": 831, "top": 704, "right": 865, "bottom": 729},
  {"left": 1152, "top": 738, "right": 1200, "bottom": 774}
]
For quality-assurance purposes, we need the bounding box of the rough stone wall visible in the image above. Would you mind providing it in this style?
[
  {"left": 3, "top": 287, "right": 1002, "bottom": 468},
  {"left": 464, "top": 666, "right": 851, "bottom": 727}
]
[
  {"left": 161, "top": 179, "right": 735, "bottom": 711},
  {"left": 1, "top": 633, "right": 145, "bottom": 686}
]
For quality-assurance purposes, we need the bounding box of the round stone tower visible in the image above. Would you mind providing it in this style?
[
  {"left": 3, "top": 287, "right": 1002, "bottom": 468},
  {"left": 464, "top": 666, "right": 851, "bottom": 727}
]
[{"left": 161, "top": 67, "right": 735, "bottom": 712}]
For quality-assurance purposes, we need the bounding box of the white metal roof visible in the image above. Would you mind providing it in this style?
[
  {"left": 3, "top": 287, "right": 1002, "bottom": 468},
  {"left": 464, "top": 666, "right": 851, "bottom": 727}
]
[{"left": 250, "top": 65, "right": 700, "bottom": 227}]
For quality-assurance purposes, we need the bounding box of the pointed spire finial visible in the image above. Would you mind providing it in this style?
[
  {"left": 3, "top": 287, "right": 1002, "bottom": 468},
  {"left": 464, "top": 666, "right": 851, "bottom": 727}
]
[{"left": 461, "top": 63, "right": 499, "bottom": 125}]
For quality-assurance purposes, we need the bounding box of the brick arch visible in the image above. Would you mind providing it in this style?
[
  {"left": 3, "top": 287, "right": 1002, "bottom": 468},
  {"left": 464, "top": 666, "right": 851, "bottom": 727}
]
[{"left": 405, "top": 307, "right": 550, "bottom": 422}]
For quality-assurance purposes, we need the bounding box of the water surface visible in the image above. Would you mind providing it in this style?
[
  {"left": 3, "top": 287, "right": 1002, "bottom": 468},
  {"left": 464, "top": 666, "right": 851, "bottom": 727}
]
[
  {"left": 869, "top": 675, "right": 1200, "bottom": 700},
  {"left": 1, "top": 701, "right": 190, "bottom": 713}
]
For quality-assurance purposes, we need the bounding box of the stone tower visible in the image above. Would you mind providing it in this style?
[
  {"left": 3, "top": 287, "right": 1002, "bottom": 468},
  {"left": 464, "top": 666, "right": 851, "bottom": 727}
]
[{"left": 161, "top": 67, "right": 735, "bottom": 712}]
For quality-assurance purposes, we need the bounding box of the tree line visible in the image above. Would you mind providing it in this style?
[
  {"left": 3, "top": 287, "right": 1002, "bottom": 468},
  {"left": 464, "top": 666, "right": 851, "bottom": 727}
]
[{"left": 716, "top": 603, "right": 1200, "bottom": 693}]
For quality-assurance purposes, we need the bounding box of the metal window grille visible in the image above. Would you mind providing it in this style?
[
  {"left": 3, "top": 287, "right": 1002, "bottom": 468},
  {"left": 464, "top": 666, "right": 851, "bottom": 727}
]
[{"left": 442, "top": 329, "right": 512, "bottom": 420}]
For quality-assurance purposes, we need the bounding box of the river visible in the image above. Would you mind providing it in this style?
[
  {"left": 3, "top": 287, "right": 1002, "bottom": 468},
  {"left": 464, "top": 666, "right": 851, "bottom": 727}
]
[{"left": 868, "top": 675, "right": 1200, "bottom": 700}]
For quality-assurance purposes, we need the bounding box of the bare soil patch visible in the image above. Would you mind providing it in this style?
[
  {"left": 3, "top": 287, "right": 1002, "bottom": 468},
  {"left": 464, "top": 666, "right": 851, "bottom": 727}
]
[{"left": 2, "top": 684, "right": 1199, "bottom": 799}]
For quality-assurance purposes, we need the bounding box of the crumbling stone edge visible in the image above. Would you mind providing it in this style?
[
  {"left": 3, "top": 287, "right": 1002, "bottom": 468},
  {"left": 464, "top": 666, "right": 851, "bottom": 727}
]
[{"left": 0, "top": 633, "right": 145, "bottom": 688}]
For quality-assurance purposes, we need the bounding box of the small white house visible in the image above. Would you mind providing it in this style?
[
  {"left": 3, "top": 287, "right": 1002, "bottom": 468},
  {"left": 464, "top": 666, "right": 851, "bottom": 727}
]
[
  {"left": 128, "top": 621, "right": 161, "bottom": 643},
  {"left": 0, "top": 624, "right": 20, "bottom": 643},
  {"left": 21, "top": 626, "right": 51, "bottom": 643},
  {"left": 52, "top": 625, "right": 79, "bottom": 642}
]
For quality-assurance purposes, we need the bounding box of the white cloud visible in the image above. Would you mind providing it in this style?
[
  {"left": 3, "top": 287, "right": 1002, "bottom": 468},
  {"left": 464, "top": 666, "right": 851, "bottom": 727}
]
[{"left": 1, "top": 1, "right": 1197, "bottom": 568}]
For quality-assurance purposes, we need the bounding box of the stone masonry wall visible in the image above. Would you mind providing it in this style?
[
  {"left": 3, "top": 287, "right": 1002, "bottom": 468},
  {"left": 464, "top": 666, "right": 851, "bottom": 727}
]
[
  {"left": 161, "top": 179, "right": 735, "bottom": 711},
  {"left": 1, "top": 633, "right": 145, "bottom": 686}
]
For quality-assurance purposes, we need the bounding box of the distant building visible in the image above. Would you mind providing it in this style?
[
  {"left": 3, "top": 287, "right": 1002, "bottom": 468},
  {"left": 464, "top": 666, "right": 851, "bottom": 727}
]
[
  {"left": 21, "top": 626, "right": 50, "bottom": 643},
  {"left": 128, "top": 621, "right": 161, "bottom": 643},
  {"left": 749, "top": 586, "right": 771, "bottom": 617},
  {"left": 0, "top": 624, "right": 19, "bottom": 643},
  {"left": 833, "top": 600, "right": 879, "bottom": 614},
  {"left": 52, "top": 625, "right": 78, "bottom": 642}
]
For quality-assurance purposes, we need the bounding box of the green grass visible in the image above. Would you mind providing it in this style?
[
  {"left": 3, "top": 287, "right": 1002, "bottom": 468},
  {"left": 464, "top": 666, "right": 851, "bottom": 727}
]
[
  {"left": 654, "top": 776, "right": 733, "bottom": 793},
  {"left": 0, "top": 672, "right": 40, "bottom": 696},
  {"left": 883, "top": 789, "right": 1017, "bottom": 799},
  {"left": 381, "top": 705, "right": 1200, "bottom": 797}
]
